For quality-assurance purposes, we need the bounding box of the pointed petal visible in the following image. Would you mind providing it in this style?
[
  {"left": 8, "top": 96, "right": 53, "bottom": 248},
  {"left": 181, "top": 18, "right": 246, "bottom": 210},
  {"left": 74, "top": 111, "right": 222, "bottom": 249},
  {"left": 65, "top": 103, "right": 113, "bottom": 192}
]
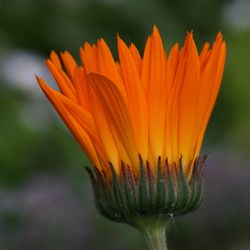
[
  {"left": 129, "top": 43, "right": 142, "bottom": 72},
  {"left": 80, "top": 43, "right": 98, "bottom": 73},
  {"left": 166, "top": 43, "right": 179, "bottom": 94},
  {"left": 167, "top": 33, "right": 200, "bottom": 170},
  {"left": 88, "top": 73, "right": 139, "bottom": 169},
  {"left": 178, "top": 33, "right": 201, "bottom": 168},
  {"left": 195, "top": 37, "right": 226, "bottom": 156},
  {"left": 49, "top": 51, "right": 62, "bottom": 69},
  {"left": 143, "top": 26, "right": 168, "bottom": 163},
  {"left": 200, "top": 42, "right": 210, "bottom": 61},
  {"left": 60, "top": 51, "right": 78, "bottom": 81},
  {"left": 165, "top": 43, "right": 179, "bottom": 160},
  {"left": 36, "top": 77, "right": 101, "bottom": 169},
  {"left": 117, "top": 36, "right": 148, "bottom": 159},
  {"left": 96, "top": 39, "right": 127, "bottom": 101},
  {"left": 45, "top": 60, "right": 77, "bottom": 101},
  {"left": 56, "top": 92, "right": 108, "bottom": 166},
  {"left": 56, "top": 92, "right": 99, "bottom": 143},
  {"left": 140, "top": 35, "right": 151, "bottom": 93},
  {"left": 80, "top": 40, "right": 127, "bottom": 103}
]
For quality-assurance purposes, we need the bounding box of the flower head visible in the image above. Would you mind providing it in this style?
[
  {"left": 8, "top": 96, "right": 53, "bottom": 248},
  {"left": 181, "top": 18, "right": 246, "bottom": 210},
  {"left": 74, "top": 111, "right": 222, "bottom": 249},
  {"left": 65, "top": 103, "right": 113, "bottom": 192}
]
[
  {"left": 36, "top": 26, "right": 226, "bottom": 248},
  {"left": 36, "top": 26, "right": 225, "bottom": 180}
]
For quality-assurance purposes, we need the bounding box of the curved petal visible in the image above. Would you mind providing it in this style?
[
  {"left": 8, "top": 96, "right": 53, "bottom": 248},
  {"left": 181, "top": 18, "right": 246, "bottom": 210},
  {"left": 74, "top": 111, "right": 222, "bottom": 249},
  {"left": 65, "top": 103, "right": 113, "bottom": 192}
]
[
  {"left": 74, "top": 67, "right": 91, "bottom": 110},
  {"left": 88, "top": 73, "right": 139, "bottom": 170},
  {"left": 195, "top": 37, "right": 226, "bottom": 157},
  {"left": 88, "top": 86, "right": 120, "bottom": 171},
  {"left": 36, "top": 77, "right": 101, "bottom": 169}
]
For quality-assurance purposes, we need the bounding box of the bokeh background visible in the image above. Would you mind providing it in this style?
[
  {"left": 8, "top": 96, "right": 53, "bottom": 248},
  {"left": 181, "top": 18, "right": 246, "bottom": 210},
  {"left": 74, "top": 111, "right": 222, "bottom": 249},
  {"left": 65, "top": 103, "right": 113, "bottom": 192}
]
[{"left": 0, "top": 0, "right": 250, "bottom": 249}]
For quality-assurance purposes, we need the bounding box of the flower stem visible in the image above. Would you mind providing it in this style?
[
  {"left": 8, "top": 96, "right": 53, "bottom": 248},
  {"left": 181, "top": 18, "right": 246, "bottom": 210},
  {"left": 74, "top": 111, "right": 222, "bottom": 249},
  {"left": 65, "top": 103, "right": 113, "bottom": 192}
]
[
  {"left": 142, "top": 225, "right": 168, "bottom": 250},
  {"left": 133, "top": 216, "right": 168, "bottom": 250}
]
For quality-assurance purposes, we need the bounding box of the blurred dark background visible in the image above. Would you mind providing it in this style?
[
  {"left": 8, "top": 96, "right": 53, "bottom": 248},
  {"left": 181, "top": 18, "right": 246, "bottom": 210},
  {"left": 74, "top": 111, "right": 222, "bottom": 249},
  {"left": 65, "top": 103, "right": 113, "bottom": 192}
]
[{"left": 0, "top": 0, "right": 250, "bottom": 249}]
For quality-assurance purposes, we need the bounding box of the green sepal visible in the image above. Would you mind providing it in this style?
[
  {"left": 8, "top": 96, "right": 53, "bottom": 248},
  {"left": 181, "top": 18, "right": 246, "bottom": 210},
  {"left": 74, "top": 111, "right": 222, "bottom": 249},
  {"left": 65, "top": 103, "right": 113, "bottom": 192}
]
[
  {"left": 146, "top": 162, "right": 156, "bottom": 214},
  {"left": 121, "top": 163, "right": 137, "bottom": 216},
  {"left": 173, "top": 160, "right": 190, "bottom": 215},
  {"left": 138, "top": 156, "right": 149, "bottom": 214},
  {"left": 86, "top": 167, "right": 119, "bottom": 221},
  {"left": 86, "top": 155, "right": 207, "bottom": 226},
  {"left": 163, "top": 160, "right": 175, "bottom": 213},
  {"left": 155, "top": 157, "right": 167, "bottom": 213}
]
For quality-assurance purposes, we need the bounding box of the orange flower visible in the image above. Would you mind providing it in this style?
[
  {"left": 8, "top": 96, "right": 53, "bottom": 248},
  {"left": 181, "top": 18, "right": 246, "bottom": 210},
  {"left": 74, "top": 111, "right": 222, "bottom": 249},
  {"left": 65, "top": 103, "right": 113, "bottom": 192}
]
[{"left": 36, "top": 26, "right": 226, "bottom": 179}]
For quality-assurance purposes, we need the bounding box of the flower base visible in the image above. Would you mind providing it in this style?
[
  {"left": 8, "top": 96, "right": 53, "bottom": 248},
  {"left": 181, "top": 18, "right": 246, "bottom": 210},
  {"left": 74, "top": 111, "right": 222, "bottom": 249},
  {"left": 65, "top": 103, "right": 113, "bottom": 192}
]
[{"left": 86, "top": 156, "right": 206, "bottom": 249}]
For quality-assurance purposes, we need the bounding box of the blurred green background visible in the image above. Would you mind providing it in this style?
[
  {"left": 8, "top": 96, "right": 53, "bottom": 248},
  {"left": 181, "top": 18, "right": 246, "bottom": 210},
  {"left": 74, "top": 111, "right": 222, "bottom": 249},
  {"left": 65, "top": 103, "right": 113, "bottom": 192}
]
[{"left": 0, "top": 0, "right": 250, "bottom": 249}]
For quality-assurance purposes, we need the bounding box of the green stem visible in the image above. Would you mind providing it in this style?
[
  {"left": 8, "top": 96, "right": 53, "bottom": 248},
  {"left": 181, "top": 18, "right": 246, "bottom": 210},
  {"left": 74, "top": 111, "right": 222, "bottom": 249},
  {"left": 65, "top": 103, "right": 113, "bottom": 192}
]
[
  {"left": 133, "top": 216, "right": 168, "bottom": 250},
  {"left": 142, "top": 225, "right": 168, "bottom": 250}
]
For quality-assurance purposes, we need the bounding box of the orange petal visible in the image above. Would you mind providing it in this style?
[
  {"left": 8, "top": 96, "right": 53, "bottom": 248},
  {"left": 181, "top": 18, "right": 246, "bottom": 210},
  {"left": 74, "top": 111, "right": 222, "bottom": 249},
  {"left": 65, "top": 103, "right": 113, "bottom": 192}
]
[
  {"left": 140, "top": 35, "right": 151, "bottom": 94},
  {"left": 117, "top": 36, "right": 148, "bottom": 160},
  {"left": 165, "top": 43, "right": 179, "bottom": 161},
  {"left": 178, "top": 33, "right": 201, "bottom": 168},
  {"left": 88, "top": 73, "right": 139, "bottom": 170},
  {"left": 195, "top": 38, "right": 226, "bottom": 157},
  {"left": 36, "top": 77, "right": 101, "bottom": 169},
  {"left": 60, "top": 51, "right": 78, "bottom": 81},
  {"left": 144, "top": 26, "right": 168, "bottom": 164},
  {"left": 80, "top": 43, "right": 98, "bottom": 73},
  {"left": 80, "top": 40, "right": 127, "bottom": 103},
  {"left": 200, "top": 42, "right": 210, "bottom": 61},
  {"left": 74, "top": 67, "right": 91, "bottom": 110},
  {"left": 88, "top": 85, "right": 120, "bottom": 171},
  {"left": 96, "top": 39, "right": 127, "bottom": 101},
  {"left": 49, "top": 51, "right": 62, "bottom": 69},
  {"left": 56, "top": 92, "right": 108, "bottom": 165},
  {"left": 166, "top": 43, "right": 179, "bottom": 94},
  {"left": 56, "top": 92, "right": 99, "bottom": 143},
  {"left": 45, "top": 60, "right": 77, "bottom": 101},
  {"left": 166, "top": 33, "right": 200, "bottom": 170},
  {"left": 129, "top": 43, "right": 142, "bottom": 72}
]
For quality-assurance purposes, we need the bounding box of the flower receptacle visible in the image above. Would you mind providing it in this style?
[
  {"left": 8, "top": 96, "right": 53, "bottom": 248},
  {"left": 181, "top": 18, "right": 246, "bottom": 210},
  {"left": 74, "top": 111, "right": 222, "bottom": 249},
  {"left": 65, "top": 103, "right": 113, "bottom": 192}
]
[{"left": 86, "top": 155, "right": 206, "bottom": 226}]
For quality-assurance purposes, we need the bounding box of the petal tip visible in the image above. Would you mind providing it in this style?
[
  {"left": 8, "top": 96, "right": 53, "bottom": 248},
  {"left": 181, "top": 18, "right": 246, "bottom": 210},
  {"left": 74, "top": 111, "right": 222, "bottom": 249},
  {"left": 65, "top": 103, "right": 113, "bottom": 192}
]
[{"left": 152, "top": 25, "right": 161, "bottom": 37}]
